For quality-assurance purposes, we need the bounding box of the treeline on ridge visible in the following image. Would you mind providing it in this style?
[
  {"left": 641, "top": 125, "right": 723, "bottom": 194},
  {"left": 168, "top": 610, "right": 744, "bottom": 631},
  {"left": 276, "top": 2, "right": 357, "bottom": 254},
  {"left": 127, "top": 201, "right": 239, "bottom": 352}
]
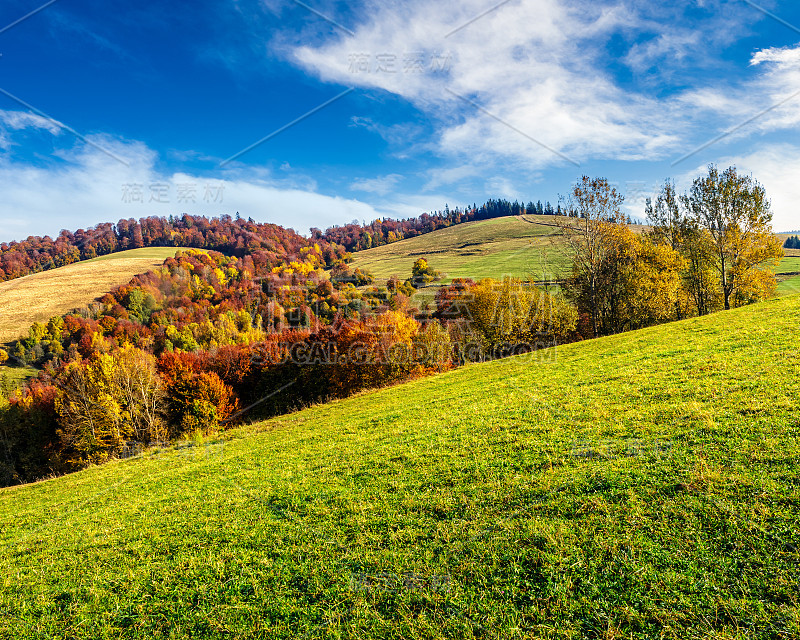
[
  {"left": 316, "top": 197, "right": 643, "bottom": 253},
  {"left": 0, "top": 214, "right": 349, "bottom": 282},
  {"left": 0, "top": 198, "right": 581, "bottom": 283}
]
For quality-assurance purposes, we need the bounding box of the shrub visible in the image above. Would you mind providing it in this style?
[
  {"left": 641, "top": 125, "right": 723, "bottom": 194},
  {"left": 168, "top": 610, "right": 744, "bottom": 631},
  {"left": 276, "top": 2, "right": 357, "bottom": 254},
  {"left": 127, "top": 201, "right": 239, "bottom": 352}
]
[
  {"left": 464, "top": 278, "right": 577, "bottom": 354},
  {"left": 410, "top": 258, "right": 441, "bottom": 288},
  {"left": 159, "top": 356, "right": 237, "bottom": 436}
]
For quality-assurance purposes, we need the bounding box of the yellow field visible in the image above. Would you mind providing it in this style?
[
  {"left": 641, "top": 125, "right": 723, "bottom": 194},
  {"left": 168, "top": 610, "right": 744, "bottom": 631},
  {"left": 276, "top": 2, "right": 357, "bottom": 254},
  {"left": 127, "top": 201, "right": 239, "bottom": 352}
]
[{"left": 0, "top": 248, "right": 182, "bottom": 345}]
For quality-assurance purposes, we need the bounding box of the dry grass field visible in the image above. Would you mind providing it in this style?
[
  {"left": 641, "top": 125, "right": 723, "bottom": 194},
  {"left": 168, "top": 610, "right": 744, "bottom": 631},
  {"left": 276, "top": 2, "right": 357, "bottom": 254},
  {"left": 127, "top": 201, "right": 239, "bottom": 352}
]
[{"left": 0, "top": 247, "right": 183, "bottom": 345}]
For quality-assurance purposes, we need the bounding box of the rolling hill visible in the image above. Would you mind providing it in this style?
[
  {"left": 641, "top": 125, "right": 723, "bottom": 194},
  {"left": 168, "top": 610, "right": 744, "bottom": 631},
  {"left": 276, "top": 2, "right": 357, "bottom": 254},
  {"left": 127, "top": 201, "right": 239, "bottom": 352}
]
[
  {"left": 0, "top": 248, "right": 190, "bottom": 387},
  {"left": 0, "top": 247, "right": 185, "bottom": 346},
  {"left": 1, "top": 294, "right": 798, "bottom": 638},
  {"left": 347, "top": 215, "right": 573, "bottom": 283},
  {"left": 351, "top": 215, "right": 800, "bottom": 302},
  {"left": 776, "top": 256, "right": 800, "bottom": 296}
]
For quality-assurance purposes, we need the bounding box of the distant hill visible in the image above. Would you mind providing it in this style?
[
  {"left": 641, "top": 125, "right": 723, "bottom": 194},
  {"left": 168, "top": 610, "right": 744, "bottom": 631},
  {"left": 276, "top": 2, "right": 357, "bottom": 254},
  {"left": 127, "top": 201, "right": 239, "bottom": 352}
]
[
  {"left": 0, "top": 291, "right": 798, "bottom": 637},
  {"left": 0, "top": 247, "right": 184, "bottom": 346},
  {"left": 349, "top": 215, "right": 799, "bottom": 298},
  {"left": 348, "top": 215, "right": 572, "bottom": 283}
]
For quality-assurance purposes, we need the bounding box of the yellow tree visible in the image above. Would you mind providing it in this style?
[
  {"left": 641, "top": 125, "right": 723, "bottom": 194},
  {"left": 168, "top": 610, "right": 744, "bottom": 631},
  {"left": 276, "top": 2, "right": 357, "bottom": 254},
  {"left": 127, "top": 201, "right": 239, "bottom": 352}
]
[
  {"left": 111, "top": 345, "right": 167, "bottom": 443},
  {"left": 413, "top": 320, "right": 452, "bottom": 371},
  {"left": 464, "top": 277, "right": 577, "bottom": 353},
  {"left": 55, "top": 347, "right": 166, "bottom": 463},
  {"left": 647, "top": 180, "right": 719, "bottom": 318},
  {"left": 565, "top": 220, "right": 685, "bottom": 334},
  {"left": 618, "top": 232, "right": 686, "bottom": 329},
  {"left": 55, "top": 359, "right": 124, "bottom": 464},
  {"left": 370, "top": 310, "right": 420, "bottom": 379},
  {"left": 685, "top": 165, "right": 783, "bottom": 310}
]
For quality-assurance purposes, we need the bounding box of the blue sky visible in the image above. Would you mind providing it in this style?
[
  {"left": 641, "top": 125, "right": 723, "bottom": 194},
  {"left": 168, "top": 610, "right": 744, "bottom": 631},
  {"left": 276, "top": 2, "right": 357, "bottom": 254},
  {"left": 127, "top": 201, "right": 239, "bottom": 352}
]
[{"left": 1, "top": 0, "right": 800, "bottom": 242}]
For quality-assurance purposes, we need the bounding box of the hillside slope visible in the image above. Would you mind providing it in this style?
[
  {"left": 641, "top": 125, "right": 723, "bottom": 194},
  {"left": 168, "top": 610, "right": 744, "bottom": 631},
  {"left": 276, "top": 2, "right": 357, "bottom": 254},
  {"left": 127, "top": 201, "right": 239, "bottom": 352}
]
[
  {"left": 348, "top": 215, "right": 571, "bottom": 282},
  {"left": 776, "top": 256, "right": 800, "bottom": 296},
  {"left": 1, "top": 295, "right": 798, "bottom": 638},
  {"left": 0, "top": 247, "right": 184, "bottom": 345},
  {"left": 350, "top": 215, "right": 797, "bottom": 299}
]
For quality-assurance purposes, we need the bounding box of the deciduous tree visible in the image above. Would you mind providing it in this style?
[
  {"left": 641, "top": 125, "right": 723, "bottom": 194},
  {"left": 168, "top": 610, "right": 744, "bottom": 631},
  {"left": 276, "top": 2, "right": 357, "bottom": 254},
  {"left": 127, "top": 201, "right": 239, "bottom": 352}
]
[
  {"left": 557, "top": 176, "right": 625, "bottom": 336},
  {"left": 685, "top": 165, "right": 783, "bottom": 310}
]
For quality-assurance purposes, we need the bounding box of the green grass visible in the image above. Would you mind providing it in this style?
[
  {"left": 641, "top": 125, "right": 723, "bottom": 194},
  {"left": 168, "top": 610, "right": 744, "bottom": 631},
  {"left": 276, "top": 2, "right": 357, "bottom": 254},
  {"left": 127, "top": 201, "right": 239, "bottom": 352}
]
[
  {"left": 1, "top": 295, "right": 799, "bottom": 638},
  {"left": 352, "top": 217, "right": 793, "bottom": 304},
  {"left": 0, "top": 365, "right": 37, "bottom": 395},
  {"left": 776, "top": 256, "right": 800, "bottom": 297},
  {"left": 349, "top": 216, "right": 572, "bottom": 283}
]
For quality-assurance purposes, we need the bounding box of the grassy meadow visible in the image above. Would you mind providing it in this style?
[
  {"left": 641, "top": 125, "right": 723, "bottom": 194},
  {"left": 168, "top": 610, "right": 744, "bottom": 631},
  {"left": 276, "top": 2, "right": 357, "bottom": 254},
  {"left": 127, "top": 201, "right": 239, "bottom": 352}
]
[
  {"left": 349, "top": 214, "right": 796, "bottom": 298},
  {"left": 775, "top": 255, "right": 800, "bottom": 297},
  {"left": 0, "top": 364, "right": 38, "bottom": 393},
  {"left": 0, "top": 248, "right": 186, "bottom": 346},
  {"left": 348, "top": 216, "right": 573, "bottom": 283},
  {"left": 1, "top": 293, "right": 798, "bottom": 638}
]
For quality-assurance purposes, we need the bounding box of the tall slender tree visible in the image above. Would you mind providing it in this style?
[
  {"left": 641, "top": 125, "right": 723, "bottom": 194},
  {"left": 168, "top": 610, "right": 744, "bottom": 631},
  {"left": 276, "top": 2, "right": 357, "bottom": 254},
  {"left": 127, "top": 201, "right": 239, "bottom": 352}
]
[{"left": 557, "top": 176, "right": 625, "bottom": 337}]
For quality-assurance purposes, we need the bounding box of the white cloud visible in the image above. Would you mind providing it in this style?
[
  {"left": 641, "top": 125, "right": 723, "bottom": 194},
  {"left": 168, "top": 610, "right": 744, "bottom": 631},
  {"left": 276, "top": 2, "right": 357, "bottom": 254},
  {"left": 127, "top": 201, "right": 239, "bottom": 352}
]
[
  {"left": 751, "top": 45, "right": 800, "bottom": 67},
  {"left": 0, "top": 116, "right": 410, "bottom": 242},
  {"left": 0, "top": 110, "right": 63, "bottom": 135},
  {"left": 293, "top": 0, "right": 685, "bottom": 170},
  {"left": 0, "top": 109, "right": 64, "bottom": 151},
  {"left": 679, "top": 42, "right": 800, "bottom": 139},
  {"left": 421, "top": 164, "right": 484, "bottom": 191},
  {"left": 359, "top": 193, "right": 457, "bottom": 221},
  {"left": 350, "top": 173, "right": 403, "bottom": 195},
  {"left": 748, "top": 43, "right": 800, "bottom": 131},
  {"left": 624, "top": 31, "right": 702, "bottom": 73}
]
